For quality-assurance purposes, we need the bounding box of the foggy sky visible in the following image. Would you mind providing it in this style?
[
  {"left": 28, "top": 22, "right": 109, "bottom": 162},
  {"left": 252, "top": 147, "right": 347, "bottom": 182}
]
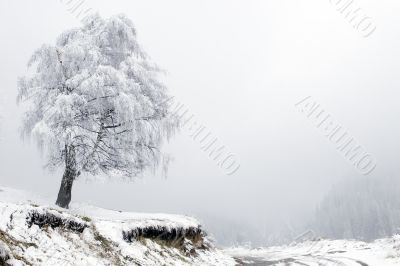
[{"left": 1, "top": 0, "right": 399, "bottom": 244}]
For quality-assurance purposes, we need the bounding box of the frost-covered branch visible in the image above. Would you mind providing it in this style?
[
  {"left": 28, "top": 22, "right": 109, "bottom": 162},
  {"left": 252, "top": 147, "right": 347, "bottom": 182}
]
[{"left": 17, "top": 14, "right": 180, "bottom": 200}]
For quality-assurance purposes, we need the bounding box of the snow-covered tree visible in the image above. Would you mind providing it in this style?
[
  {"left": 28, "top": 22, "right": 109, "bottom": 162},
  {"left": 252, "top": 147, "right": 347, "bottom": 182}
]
[{"left": 17, "top": 14, "right": 179, "bottom": 208}]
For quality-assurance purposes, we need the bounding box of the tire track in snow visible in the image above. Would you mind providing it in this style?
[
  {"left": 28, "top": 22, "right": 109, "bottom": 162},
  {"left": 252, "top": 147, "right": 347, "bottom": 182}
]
[{"left": 235, "top": 254, "right": 370, "bottom": 266}]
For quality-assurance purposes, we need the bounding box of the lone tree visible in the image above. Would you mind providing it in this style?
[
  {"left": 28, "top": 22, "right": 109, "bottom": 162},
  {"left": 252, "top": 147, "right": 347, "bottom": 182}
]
[{"left": 18, "top": 14, "right": 179, "bottom": 208}]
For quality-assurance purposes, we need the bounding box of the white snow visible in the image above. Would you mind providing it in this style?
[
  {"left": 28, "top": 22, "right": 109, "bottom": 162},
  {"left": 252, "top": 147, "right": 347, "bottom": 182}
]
[
  {"left": 2, "top": 185, "right": 400, "bottom": 265},
  {"left": 0, "top": 186, "right": 235, "bottom": 266},
  {"left": 225, "top": 237, "right": 400, "bottom": 265}
]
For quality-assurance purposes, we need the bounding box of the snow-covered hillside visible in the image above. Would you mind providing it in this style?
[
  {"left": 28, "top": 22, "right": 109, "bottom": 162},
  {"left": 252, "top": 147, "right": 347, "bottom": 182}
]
[
  {"left": 226, "top": 237, "right": 400, "bottom": 266},
  {"left": 0, "top": 186, "right": 235, "bottom": 266},
  {"left": 2, "top": 185, "right": 400, "bottom": 266}
]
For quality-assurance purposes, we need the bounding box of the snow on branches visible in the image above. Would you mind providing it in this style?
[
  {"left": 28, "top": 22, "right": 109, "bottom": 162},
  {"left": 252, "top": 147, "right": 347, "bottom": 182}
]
[{"left": 17, "top": 14, "right": 179, "bottom": 180}]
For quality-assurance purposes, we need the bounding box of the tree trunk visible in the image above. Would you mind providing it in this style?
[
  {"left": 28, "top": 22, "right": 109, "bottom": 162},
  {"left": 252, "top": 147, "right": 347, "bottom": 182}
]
[{"left": 56, "top": 145, "right": 78, "bottom": 208}]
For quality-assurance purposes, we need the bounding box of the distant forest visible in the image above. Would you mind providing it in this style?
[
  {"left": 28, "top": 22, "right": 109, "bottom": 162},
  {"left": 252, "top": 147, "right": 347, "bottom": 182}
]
[{"left": 311, "top": 176, "right": 400, "bottom": 241}]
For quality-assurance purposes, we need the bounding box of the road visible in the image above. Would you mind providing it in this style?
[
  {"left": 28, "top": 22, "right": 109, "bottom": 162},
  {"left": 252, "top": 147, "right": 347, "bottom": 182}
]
[{"left": 233, "top": 253, "right": 370, "bottom": 265}]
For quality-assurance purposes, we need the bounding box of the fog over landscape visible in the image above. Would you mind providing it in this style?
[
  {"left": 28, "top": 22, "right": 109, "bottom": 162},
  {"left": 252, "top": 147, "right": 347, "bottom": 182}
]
[{"left": 1, "top": 0, "right": 400, "bottom": 248}]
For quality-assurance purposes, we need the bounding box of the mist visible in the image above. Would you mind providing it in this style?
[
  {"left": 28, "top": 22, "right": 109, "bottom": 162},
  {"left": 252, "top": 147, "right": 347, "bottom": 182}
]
[{"left": 1, "top": 0, "right": 399, "bottom": 247}]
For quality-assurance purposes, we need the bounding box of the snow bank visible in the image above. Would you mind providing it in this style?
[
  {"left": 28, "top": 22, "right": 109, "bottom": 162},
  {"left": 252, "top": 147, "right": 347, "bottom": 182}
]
[
  {"left": 225, "top": 237, "right": 400, "bottom": 266},
  {"left": 0, "top": 243, "right": 10, "bottom": 264},
  {"left": 0, "top": 186, "right": 235, "bottom": 266}
]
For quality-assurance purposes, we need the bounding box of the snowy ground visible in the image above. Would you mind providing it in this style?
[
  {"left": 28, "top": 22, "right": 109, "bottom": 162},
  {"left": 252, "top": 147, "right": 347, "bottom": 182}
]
[
  {"left": 225, "top": 237, "right": 400, "bottom": 265},
  {"left": 0, "top": 186, "right": 235, "bottom": 266},
  {"left": 2, "top": 185, "right": 400, "bottom": 266}
]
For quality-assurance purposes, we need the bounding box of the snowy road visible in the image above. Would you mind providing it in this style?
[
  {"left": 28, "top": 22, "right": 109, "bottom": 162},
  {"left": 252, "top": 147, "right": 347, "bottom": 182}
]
[
  {"left": 234, "top": 254, "right": 370, "bottom": 266},
  {"left": 225, "top": 237, "right": 400, "bottom": 266}
]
